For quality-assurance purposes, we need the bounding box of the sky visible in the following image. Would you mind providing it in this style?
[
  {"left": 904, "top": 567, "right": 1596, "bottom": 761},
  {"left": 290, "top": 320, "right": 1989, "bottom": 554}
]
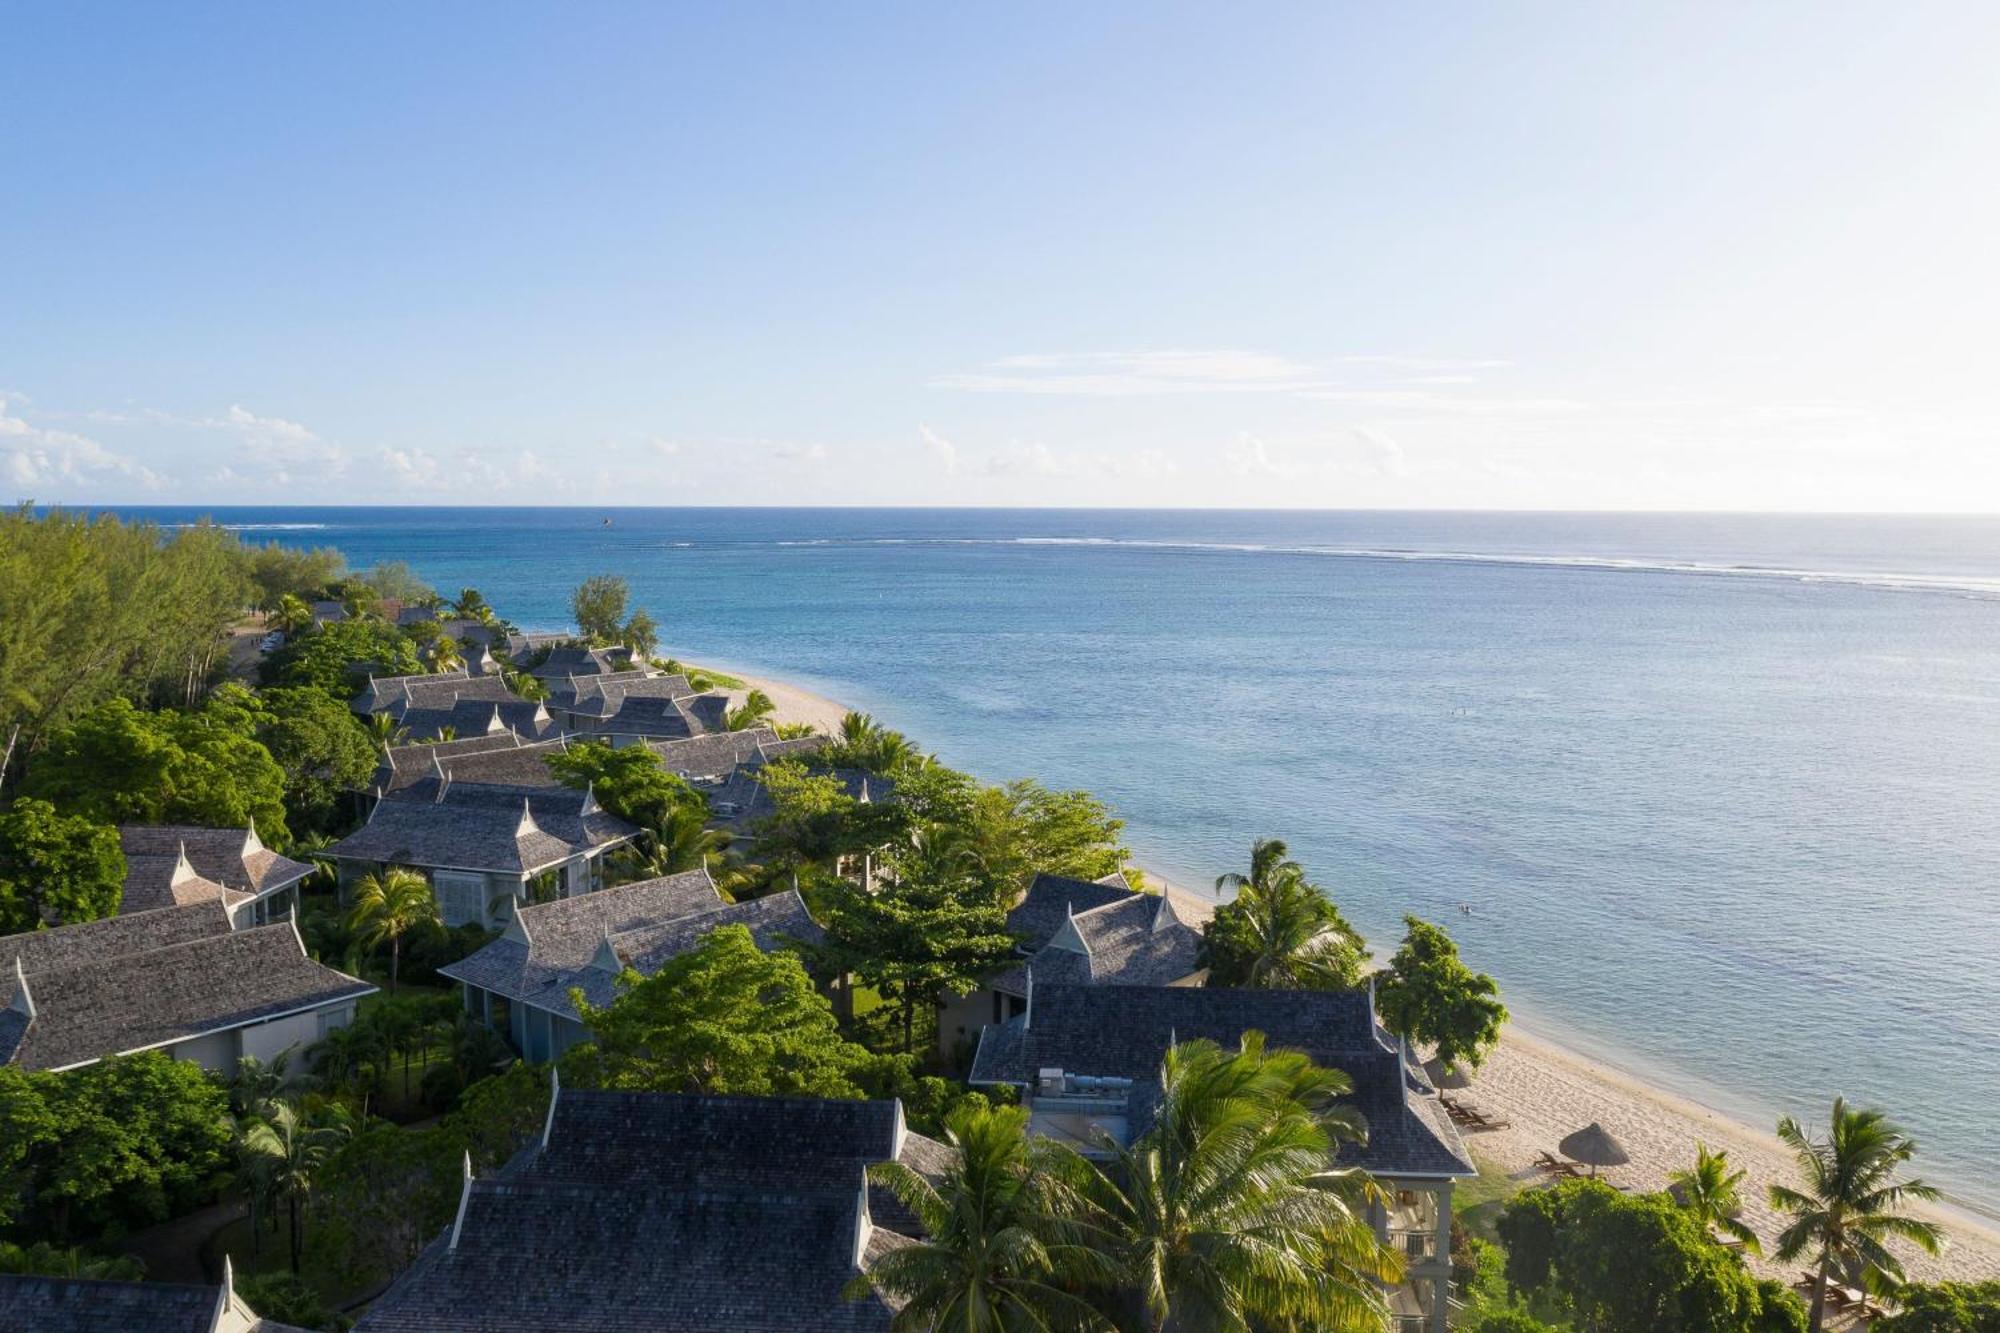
[{"left": 4, "top": 3, "right": 2000, "bottom": 511}]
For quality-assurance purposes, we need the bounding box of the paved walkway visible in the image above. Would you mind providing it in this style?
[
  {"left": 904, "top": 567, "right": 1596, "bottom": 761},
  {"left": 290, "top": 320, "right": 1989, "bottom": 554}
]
[{"left": 115, "top": 1199, "right": 245, "bottom": 1283}]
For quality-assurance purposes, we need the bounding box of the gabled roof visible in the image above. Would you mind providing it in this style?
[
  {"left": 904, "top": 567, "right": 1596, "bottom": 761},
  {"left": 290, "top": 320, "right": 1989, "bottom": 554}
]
[
  {"left": 557, "top": 673, "right": 694, "bottom": 717},
  {"left": 398, "top": 697, "right": 557, "bottom": 744},
  {"left": 118, "top": 824, "right": 314, "bottom": 915},
  {"left": 968, "top": 982, "right": 1473, "bottom": 1179},
  {"left": 357, "top": 1091, "right": 907, "bottom": 1332},
  {"left": 708, "top": 764, "right": 890, "bottom": 835},
  {"left": 643, "top": 729, "right": 776, "bottom": 780},
  {"left": 994, "top": 890, "right": 1203, "bottom": 996},
  {"left": 0, "top": 1273, "right": 312, "bottom": 1333},
  {"left": 387, "top": 673, "right": 519, "bottom": 719},
  {"left": 528, "top": 645, "right": 633, "bottom": 680},
  {"left": 0, "top": 906, "right": 374, "bottom": 1071},
  {"left": 438, "top": 871, "right": 824, "bottom": 1019},
  {"left": 375, "top": 731, "right": 535, "bottom": 792},
  {"left": 381, "top": 738, "right": 572, "bottom": 796},
  {"left": 1006, "top": 872, "right": 1145, "bottom": 950},
  {"left": 325, "top": 784, "right": 638, "bottom": 875},
  {"left": 354, "top": 667, "right": 468, "bottom": 714}
]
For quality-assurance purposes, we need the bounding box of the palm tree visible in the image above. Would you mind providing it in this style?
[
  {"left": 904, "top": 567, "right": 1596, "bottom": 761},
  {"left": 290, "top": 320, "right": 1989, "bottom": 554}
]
[
  {"left": 1214, "top": 836, "right": 1303, "bottom": 900},
  {"left": 268, "top": 593, "right": 315, "bottom": 638},
  {"left": 1670, "top": 1143, "right": 1761, "bottom": 1254},
  {"left": 1770, "top": 1097, "right": 1944, "bottom": 1331},
  {"left": 1204, "top": 870, "right": 1365, "bottom": 990},
  {"left": 453, "top": 588, "right": 491, "bottom": 620},
  {"left": 726, "top": 688, "right": 777, "bottom": 732},
  {"left": 833, "top": 711, "right": 917, "bottom": 773},
  {"left": 239, "top": 1101, "right": 352, "bottom": 1274},
  {"left": 850, "top": 1105, "right": 1119, "bottom": 1331},
  {"left": 625, "top": 804, "right": 734, "bottom": 879},
  {"left": 1085, "top": 1033, "right": 1399, "bottom": 1332},
  {"left": 346, "top": 868, "right": 441, "bottom": 993},
  {"left": 427, "top": 636, "right": 464, "bottom": 673},
  {"left": 434, "top": 725, "right": 458, "bottom": 742}
]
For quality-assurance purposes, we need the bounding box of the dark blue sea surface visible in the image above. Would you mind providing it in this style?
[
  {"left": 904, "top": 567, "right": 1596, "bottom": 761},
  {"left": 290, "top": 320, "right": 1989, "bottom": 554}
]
[{"left": 107, "top": 506, "right": 2000, "bottom": 1209}]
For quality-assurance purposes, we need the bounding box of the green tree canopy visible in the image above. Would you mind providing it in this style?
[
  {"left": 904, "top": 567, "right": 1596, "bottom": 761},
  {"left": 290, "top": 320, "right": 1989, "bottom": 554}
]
[
  {"left": 544, "top": 740, "right": 696, "bottom": 831},
  {"left": 242, "top": 542, "right": 345, "bottom": 611},
  {"left": 253, "top": 685, "right": 378, "bottom": 832},
  {"left": 1497, "top": 1178, "right": 1802, "bottom": 1333},
  {"left": 1374, "top": 915, "right": 1507, "bottom": 1072},
  {"left": 0, "top": 799, "right": 125, "bottom": 932},
  {"left": 570, "top": 573, "right": 657, "bottom": 652},
  {"left": 1879, "top": 1281, "right": 2000, "bottom": 1332},
  {"left": 259, "top": 617, "right": 425, "bottom": 699},
  {"left": 22, "top": 691, "right": 291, "bottom": 845},
  {"left": 0, "top": 1053, "right": 233, "bottom": 1241},
  {"left": 567, "top": 923, "right": 891, "bottom": 1098},
  {"left": 817, "top": 850, "right": 1020, "bottom": 1051}
]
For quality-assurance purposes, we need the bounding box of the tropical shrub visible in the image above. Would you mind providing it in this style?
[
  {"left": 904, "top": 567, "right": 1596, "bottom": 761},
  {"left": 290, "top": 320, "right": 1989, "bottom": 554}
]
[{"left": 0, "top": 799, "right": 125, "bottom": 932}]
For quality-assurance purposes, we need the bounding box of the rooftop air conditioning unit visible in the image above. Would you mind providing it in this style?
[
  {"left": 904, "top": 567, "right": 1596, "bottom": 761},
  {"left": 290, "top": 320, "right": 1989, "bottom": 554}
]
[{"left": 1037, "top": 1068, "right": 1066, "bottom": 1095}]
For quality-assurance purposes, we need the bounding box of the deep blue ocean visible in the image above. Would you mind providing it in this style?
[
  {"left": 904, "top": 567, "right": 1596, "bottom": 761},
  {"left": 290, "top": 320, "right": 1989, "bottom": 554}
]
[{"left": 108, "top": 506, "right": 2000, "bottom": 1210}]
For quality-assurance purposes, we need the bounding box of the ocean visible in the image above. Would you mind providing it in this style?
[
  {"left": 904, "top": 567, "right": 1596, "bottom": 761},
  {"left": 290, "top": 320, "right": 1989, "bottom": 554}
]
[{"left": 107, "top": 506, "right": 2000, "bottom": 1211}]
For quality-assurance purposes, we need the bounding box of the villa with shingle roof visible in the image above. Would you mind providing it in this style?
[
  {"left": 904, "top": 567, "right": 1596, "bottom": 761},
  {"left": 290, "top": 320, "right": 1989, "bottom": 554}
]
[
  {"left": 0, "top": 1261, "right": 311, "bottom": 1332},
  {"left": 526, "top": 644, "right": 635, "bottom": 681},
  {"left": 358, "top": 1088, "right": 939, "bottom": 1332},
  {"left": 937, "top": 871, "right": 1208, "bottom": 1056},
  {"left": 546, "top": 674, "right": 734, "bottom": 743},
  {"left": 0, "top": 899, "right": 373, "bottom": 1073},
  {"left": 968, "top": 981, "right": 1473, "bottom": 1333},
  {"left": 397, "top": 696, "right": 559, "bottom": 744},
  {"left": 323, "top": 783, "right": 639, "bottom": 927},
  {"left": 372, "top": 731, "right": 538, "bottom": 793},
  {"left": 118, "top": 823, "right": 315, "bottom": 925},
  {"left": 438, "top": 868, "right": 823, "bottom": 1061}
]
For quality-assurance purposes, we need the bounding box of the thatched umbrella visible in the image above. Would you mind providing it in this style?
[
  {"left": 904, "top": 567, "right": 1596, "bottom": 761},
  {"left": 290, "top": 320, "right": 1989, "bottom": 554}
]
[
  {"left": 1558, "top": 1122, "right": 1631, "bottom": 1177},
  {"left": 1423, "top": 1057, "right": 1472, "bottom": 1090}
]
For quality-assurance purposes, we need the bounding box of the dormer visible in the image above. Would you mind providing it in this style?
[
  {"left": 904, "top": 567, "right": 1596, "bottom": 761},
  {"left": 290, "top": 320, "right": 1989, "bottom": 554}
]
[{"left": 1046, "top": 902, "right": 1092, "bottom": 957}]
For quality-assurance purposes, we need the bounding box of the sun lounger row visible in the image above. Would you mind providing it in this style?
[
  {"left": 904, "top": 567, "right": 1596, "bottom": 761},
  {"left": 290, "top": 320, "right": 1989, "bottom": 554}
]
[
  {"left": 1439, "top": 1093, "right": 1510, "bottom": 1132},
  {"left": 1791, "top": 1271, "right": 1890, "bottom": 1321}
]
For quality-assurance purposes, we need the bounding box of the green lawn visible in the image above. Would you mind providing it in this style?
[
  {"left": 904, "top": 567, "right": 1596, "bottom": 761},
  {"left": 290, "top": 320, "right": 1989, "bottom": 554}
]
[{"left": 1454, "top": 1149, "right": 1525, "bottom": 1243}]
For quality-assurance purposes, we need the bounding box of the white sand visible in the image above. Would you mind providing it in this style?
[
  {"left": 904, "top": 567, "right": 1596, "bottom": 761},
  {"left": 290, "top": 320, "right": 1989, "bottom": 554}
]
[
  {"left": 669, "top": 654, "right": 852, "bottom": 734},
  {"left": 693, "top": 660, "right": 2000, "bottom": 1285}
]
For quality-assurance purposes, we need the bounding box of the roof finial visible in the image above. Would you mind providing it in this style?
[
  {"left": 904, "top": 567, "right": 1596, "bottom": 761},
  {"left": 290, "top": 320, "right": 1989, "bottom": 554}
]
[
  {"left": 8, "top": 958, "right": 33, "bottom": 1019},
  {"left": 541, "top": 1064, "right": 562, "bottom": 1148},
  {"left": 516, "top": 797, "right": 540, "bottom": 839},
  {"left": 171, "top": 841, "right": 199, "bottom": 887},
  {"left": 448, "top": 1151, "right": 475, "bottom": 1251},
  {"left": 579, "top": 780, "right": 600, "bottom": 817}
]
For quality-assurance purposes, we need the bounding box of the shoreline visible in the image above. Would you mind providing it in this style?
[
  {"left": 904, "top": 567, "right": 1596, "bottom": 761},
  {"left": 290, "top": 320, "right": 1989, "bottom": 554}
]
[{"left": 687, "top": 652, "right": 2000, "bottom": 1280}]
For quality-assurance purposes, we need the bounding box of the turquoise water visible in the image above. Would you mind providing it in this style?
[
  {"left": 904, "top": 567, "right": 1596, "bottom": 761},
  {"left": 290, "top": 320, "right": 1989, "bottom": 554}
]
[{"left": 113, "top": 507, "right": 2000, "bottom": 1209}]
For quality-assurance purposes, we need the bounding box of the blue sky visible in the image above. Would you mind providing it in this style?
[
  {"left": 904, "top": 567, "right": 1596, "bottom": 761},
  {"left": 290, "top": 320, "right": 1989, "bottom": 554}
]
[{"left": 5, "top": 3, "right": 1999, "bottom": 509}]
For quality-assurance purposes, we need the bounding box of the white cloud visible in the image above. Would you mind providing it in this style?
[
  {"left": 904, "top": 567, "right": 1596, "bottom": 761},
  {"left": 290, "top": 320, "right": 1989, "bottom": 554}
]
[
  {"left": 648, "top": 437, "right": 683, "bottom": 458},
  {"left": 980, "top": 440, "right": 1179, "bottom": 480},
  {"left": 771, "top": 443, "right": 830, "bottom": 463},
  {"left": 378, "top": 446, "right": 441, "bottom": 489},
  {"left": 933, "top": 349, "right": 1325, "bottom": 396},
  {"left": 919, "top": 423, "right": 959, "bottom": 475},
  {"left": 0, "top": 396, "right": 167, "bottom": 491}
]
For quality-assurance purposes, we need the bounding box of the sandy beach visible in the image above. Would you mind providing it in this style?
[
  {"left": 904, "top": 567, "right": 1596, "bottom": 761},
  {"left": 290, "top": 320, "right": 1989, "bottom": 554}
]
[{"left": 691, "top": 656, "right": 2000, "bottom": 1286}]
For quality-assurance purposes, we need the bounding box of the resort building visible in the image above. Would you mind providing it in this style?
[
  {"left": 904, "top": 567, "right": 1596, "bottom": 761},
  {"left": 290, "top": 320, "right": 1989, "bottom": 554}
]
[
  {"left": 438, "top": 868, "right": 823, "bottom": 1061},
  {"left": 642, "top": 727, "right": 783, "bottom": 781},
  {"left": 0, "top": 1262, "right": 310, "bottom": 1332},
  {"left": 396, "top": 696, "right": 559, "bottom": 744},
  {"left": 118, "top": 823, "right": 317, "bottom": 925},
  {"left": 322, "top": 782, "right": 639, "bottom": 928},
  {"left": 968, "top": 981, "right": 1474, "bottom": 1333},
  {"left": 0, "top": 900, "right": 373, "bottom": 1074},
  {"left": 356, "top": 670, "right": 517, "bottom": 720},
  {"left": 369, "top": 731, "right": 543, "bottom": 793},
  {"left": 936, "top": 871, "right": 1209, "bottom": 1056},
  {"left": 357, "top": 1088, "right": 940, "bottom": 1332},
  {"left": 525, "top": 643, "right": 636, "bottom": 681},
  {"left": 546, "top": 673, "right": 734, "bottom": 743}
]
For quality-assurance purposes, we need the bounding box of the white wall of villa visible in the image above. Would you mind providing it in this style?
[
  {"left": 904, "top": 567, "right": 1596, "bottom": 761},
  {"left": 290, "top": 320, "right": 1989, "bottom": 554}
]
[
  {"left": 339, "top": 854, "right": 606, "bottom": 929},
  {"left": 149, "top": 1000, "right": 361, "bottom": 1076}
]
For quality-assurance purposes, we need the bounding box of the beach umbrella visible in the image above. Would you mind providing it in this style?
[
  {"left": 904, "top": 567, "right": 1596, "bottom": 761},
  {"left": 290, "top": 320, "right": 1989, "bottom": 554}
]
[
  {"left": 1559, "top": 1122, "right": 1631, "bottom": 1177},
  {"left": 1423, "top": 1057, "right": 1472, "bottom": 1090}
]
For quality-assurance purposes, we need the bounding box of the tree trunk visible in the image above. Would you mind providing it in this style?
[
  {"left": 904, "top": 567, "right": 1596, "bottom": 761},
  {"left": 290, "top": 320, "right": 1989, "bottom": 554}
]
[
  {"left": 288, "top": 1193, "right": 302, "bottom": 1273},
  {"left": 1808, "top": 1253, "right": 1830, "bottom": 1333},
  {"left": 390, "top": 935, "right": 400, "bottom": 993},
  {"left": 0, "top": 723, "right": 18, "bottom": 789},
  {"left": 902, "top": 997, "right": 914, "bottom": 1053},
  {"left": 247, "top": 1195, "right": 261, "bottom": 1266}
]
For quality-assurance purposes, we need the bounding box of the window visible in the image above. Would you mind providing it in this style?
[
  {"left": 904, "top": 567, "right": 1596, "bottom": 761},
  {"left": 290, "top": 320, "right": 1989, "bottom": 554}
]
[{"left": 434, "top": 872, "right": 485, "bottom": 927}]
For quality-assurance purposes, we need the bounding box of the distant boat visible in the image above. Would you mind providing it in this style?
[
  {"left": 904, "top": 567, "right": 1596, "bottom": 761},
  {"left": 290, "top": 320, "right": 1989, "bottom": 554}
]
[{"left": 603, "top": 517, "right": 613, "bottom": 527}]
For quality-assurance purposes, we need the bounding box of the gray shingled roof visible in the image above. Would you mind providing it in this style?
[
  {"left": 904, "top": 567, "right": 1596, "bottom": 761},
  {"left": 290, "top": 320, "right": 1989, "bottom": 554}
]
[
  {"left": 438, "top": 872, "right": 824, "bottom": 1019},
  {"left": 528, "top": 645, "right": 632, "bottom": 680},
  {"left": 389, "top": 673, "right": 520, "bottom": 718},
  {"left": 995, "top": 891, "right": 1203, "bottom": 997},
  {"left": 1, "top": 913, "right": 374, "bottom": 1071},
  {"left": 118, "top": 824, "right": 313, "bottom": 915},
  {"left": 376, "top": 732, "right": 546, "bottom": 793},
  {"left": 644, "top": 729, "right": 776, "bottom": 780},
  {"left": 709, "top": 765, "right": 890, "bottom": 836},
  {"left": 356, "top": 1091, "right": 904, "bottom": 1332},
  {"left": 0, "top": 1275, "right": 313, "bottom": 1333},
  {"left": 1006, "top": 873, "right": 1136, "bottom": 949},
  {"left": 398, "top": 698, "right": 557, "bottom": 744},
  {"left": 968, "top": 983, "right": 1474, "bottom": 1178},
  {"left": 559, "top": 674, "right": 694, "bottom": 718},
  {"left": 327, "top": 784, "right": 637, "bottom": 875},
  {"left": 354, "top": 667, "right": 468, "bottom": 714}
]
